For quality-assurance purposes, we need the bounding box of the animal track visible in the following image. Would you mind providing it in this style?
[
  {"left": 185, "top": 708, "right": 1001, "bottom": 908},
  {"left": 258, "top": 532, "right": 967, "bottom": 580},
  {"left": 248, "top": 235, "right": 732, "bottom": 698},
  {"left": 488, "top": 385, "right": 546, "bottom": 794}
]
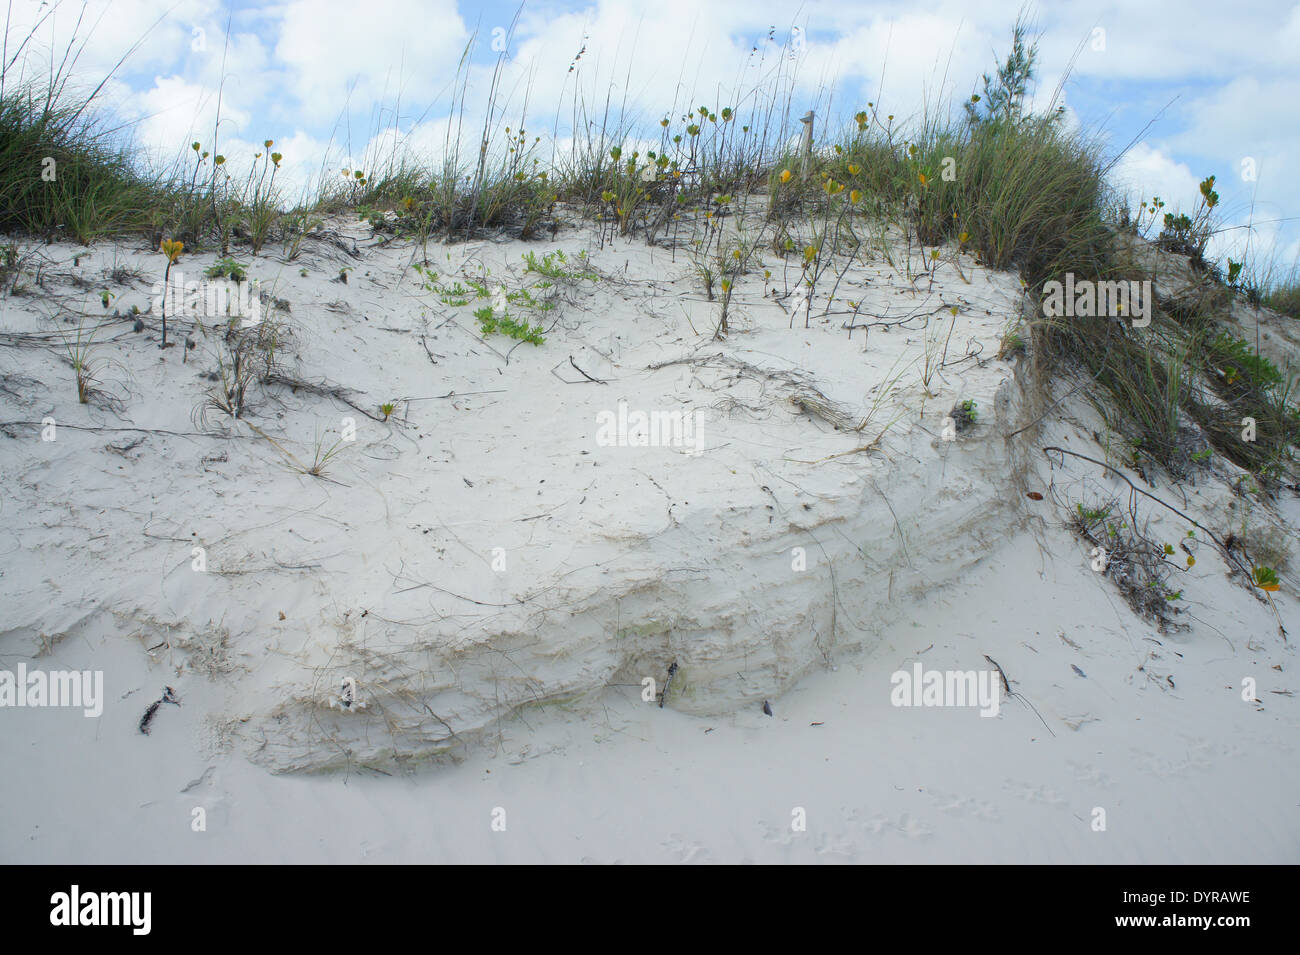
[
  {"left": 843, "top": 807, "right": 935, "bottom": 838},
  {"left": 893, "top": 812, "right": 934, "bottom": 838},
  {"left": 1066, "top": 760, "right": 1112, "bottom": 787},
  {"left": 1003, "top": 779, "right": 1067, "bottom": 805},
  {"left": 922, "top": 788, "right": 1001, "bottom": 821},
  {"left": 661, "top": 832, "right": 712, "bottom": 863}
]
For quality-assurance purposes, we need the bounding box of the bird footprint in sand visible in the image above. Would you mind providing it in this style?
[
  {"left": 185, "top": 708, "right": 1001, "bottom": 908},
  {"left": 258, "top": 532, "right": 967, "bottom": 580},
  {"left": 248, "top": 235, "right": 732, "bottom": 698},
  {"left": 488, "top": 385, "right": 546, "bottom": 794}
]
[
  {"left": 923, "top": 789, "right": 1001, "bottom": 822},
  {"left": 1003, "top": 780, "right": 1066, "bottom": 805},
  {"left": 661, "top": 833, "right": 712, "bottom": 864}
]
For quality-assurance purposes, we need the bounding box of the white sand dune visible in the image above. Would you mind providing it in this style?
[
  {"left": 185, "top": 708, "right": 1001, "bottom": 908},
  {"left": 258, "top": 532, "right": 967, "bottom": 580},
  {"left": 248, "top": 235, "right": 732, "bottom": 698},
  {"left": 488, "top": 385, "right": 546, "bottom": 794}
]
[{"left": 1, "top": 211, "right": 1295, "bottom": 863}]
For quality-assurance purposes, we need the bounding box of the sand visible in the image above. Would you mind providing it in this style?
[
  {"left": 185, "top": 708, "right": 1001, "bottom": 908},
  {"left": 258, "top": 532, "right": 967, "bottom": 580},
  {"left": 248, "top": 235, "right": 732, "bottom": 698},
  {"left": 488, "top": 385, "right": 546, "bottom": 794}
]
[{"left": 1, "top": 208, "right": 1295, "bottom": 863}]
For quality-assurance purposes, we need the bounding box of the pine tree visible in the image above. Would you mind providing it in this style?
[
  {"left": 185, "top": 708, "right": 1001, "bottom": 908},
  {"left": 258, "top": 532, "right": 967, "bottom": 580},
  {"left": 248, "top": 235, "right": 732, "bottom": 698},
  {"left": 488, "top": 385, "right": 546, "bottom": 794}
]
[{"left": 964, "top": 15, "right": 1039, "bottom": 126}]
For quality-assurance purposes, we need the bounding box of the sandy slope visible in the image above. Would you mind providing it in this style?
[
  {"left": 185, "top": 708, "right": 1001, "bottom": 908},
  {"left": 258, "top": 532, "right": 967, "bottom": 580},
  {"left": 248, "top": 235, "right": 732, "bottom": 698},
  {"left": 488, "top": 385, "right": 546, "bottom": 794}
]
[{"left": 1, "top": 210, "right": 1296, "bottom": 862}]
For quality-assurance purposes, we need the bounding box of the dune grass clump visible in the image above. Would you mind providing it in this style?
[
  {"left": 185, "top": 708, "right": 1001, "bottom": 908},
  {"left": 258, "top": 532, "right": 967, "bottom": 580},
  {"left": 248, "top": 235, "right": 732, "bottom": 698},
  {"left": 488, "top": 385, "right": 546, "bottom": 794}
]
[
  {"left": 60, "top": 319, "right": 100, "bottom": 404},
  {"left": 0, "top": 82, "right": 165, "bottom": 242},
  {"left": 1263, "top": 280, "right": 1300, "bottom": 320},
  {"left": 0, "top": 88, "right": 295, "bottom": 251},
  {"left": 331, "top": 138, "right": 558, "bottom": 244},
  {"left": 0, "top": 7, "right": 312, "bottom": 253},
  {"left": 759, "top": 21, "right": 1113, "bottom": 298}
]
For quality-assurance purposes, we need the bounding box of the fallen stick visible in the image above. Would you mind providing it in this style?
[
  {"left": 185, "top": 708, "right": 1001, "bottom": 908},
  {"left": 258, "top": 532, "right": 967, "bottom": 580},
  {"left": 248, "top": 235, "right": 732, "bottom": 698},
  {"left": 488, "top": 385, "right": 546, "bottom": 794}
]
[
  {"left": 568, "top": 355, "right": 608, "bottom": 384},
  {"left": 659, "top": 661, "right": 678, "bottom": 709},
  {"left": 983, "top": 653, "right": 1055, "bottom": 737},
  {"left": 402, "top": 390, "right": 507, "bottom": 401},
  {"left": 263, "top": 372, "right": 385, "bottom": 421},
  {"left": 0, "top": 421, "right": 250, "bottom": 440}
]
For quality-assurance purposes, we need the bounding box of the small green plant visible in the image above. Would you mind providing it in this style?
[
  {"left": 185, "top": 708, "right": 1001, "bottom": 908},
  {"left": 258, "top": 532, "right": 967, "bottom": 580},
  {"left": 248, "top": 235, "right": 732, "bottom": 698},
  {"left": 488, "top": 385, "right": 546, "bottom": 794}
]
[
  {"left": 473, "top": 305, "right": 544, "bottom": 345},
  {"left": 380, "top": 401, "right": 396, "bottom": 421},
  {"left": 205, "top": 257, "right": 247, "bottom": 282},
  {"left": 504, "top": 286, "right": 556, "bottom": 313},
  {"left": 1070, "top": 496, "right": 1186, "bottom": 629},
  {"left": 695, "top": 258, "right": 716, "bottom": 300},
  {"left": 434, "top": 281, "right": 472, "bottom": 306},
  {"left": 522, "top": 249, "right": 598, "bottom": 282},
  {"left": 61, "top": 320, "right": 99, "bottom": 404},
  {"left": 412, "top": 265, "right": 484, "bottom": 306},
  {"left": 304, "top": 429, "right": 347, "bottom": 477},
  {"left": 357, "top": 204, "right": 387, "bottom": 232},
  {"left": 1127, "top": 436, "right": 1143, "bottom": 470},
  {"left": 158, "top": 239, "right": 183, "bottom": 348},
  {"left": 998, "top": 329, "right": 1026, "bottom": 359},
  {"left": 1076, "top": 502, "right": 1112, "bottom": 524},
  {"left": 594, "top": 146, "right": 655, "bottom": 237},
  {"left": 1253, "top": 566, "right": 1280, "bottom": 592},
  {"left": 950, "top": 398, "right": 977, "bottom": 430},
  {"left": 0, "top": 243, "right": 20, "bottom": 292},
  {"left": 416, "top": 260, "right": 561, "bottom": 345},
  {"left": 206, "top": 335, "right": 256, "bottom": 419},
  {"left": 1210, "top": 332, "right": 1284, "bottom": 390},
  {"left": 282, "top": 212, "right": 323, "bottom": 260},
  {"left": 1156, "top": 175, "right": 1219, "bottom": 261}
]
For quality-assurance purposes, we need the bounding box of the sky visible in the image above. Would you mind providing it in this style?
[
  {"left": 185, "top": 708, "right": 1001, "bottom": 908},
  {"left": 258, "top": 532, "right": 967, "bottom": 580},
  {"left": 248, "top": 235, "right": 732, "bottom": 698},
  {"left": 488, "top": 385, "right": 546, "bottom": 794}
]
[{"left": 6, "top": 0, "right": 1299, "bottom": 276}]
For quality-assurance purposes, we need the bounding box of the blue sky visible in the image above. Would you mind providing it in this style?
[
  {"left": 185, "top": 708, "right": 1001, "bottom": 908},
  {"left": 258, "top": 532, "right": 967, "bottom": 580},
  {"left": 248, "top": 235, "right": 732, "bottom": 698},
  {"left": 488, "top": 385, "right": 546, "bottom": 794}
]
[{"left": 8, "top": 0, "right": 1300, "bottom": 275}]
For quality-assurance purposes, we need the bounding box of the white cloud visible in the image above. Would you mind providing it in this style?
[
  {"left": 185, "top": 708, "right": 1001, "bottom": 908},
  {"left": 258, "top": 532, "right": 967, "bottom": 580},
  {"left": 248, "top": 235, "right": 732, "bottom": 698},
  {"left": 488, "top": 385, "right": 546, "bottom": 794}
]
[
  {"left": 1111, "top": 142, "right": 1201, "bottom": 210},
  {"left": 272, "top": 0, "right": 471, "bottom": 125}
]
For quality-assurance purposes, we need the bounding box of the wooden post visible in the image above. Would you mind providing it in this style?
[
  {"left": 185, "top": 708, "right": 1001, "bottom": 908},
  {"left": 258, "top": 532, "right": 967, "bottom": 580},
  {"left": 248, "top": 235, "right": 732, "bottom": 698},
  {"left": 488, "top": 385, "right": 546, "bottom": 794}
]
[{"left": 799, "top": 110, "right": 814, "bottom": 179}]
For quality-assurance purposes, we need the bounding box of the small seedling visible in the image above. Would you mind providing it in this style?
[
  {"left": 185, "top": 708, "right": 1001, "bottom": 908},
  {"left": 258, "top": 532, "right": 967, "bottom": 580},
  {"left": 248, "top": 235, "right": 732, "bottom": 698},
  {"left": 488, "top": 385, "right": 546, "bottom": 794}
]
[
  {"left": 949, "top": 398, "right": 977, "bottom": 432},
  {"left": 205, "top": 257, "right": 248, "bottom": 281},
  {"left": 1253, "top": 566, "right": 1280, "bottom": 592},
  {"left": 999, "top": 330, "right": 1026, "bottom": 359},
  {"left": 304, "top": 430, "right": 347, "bottom": 477},
  {"left": 61, "top": 320, "right": 99, "bottom": 403},
  {"left": 159, "top": 238, "right": 183, "bottom": 348},
  {"left": 1076, "top": 503, "right": 1112, "bottom": 524}
]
